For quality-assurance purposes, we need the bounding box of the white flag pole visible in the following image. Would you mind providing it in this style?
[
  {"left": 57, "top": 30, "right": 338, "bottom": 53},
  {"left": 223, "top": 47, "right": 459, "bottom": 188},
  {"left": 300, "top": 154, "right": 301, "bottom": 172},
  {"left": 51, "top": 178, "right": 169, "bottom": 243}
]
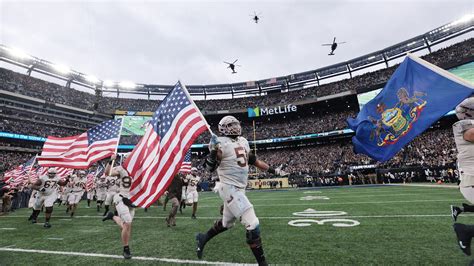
[{"left": 109, "top": 118, "right": 124, "bottom": 175}]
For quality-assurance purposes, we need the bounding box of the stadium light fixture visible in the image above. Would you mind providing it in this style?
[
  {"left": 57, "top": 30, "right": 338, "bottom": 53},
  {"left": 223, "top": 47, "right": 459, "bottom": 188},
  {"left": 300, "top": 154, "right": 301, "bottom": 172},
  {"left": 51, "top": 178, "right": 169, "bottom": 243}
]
[
  {"left": 119, "top": 81, "right": 136, "bottom": 89},
  {"left": 6, "top": 47, "right": 33, "bottom": 60},
  {"left": 85, "top": 75, "right": 100, "bottom": 84},
  {"left": 103, "top": 80, "right": 115, "bottom": 87},
  {"left": 53, "top": 63, "right": 71, "bottom": 74}
]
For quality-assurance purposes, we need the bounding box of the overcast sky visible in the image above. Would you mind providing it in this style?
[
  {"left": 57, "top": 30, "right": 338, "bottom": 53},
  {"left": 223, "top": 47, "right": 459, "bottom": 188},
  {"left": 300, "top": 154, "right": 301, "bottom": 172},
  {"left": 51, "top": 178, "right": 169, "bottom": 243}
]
[{"left": 0, "top": 0, "right": 473, "bottom": 87}]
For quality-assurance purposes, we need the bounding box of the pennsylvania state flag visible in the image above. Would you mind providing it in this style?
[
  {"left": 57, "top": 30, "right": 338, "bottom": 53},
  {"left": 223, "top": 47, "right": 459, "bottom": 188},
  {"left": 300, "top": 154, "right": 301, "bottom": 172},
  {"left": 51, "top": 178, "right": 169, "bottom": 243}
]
[{"left": 347, "top": 54, "right": 473, "bottom": 162}]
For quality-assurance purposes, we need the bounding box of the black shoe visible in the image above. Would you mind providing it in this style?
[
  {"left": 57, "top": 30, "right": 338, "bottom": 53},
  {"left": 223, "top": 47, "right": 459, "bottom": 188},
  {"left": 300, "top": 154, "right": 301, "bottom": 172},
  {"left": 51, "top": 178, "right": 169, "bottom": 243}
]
[
  {"left": 43, "top": 222, "right": 52, "bottom": 228},
  {"left": 27, "top": 215, "right": 33, "bottom": 221},
  {"left": 451, "top": 205, "right": 462, "bottom": 222},
  {"left": 191, "top": 215, "right": 196, "bottom": 219},
  {"left": 123, "top": 248, "right": 132, "bottom": 259},
  {"left": 70, "top": 212, "right": 74, "bottom": 218},
  {"left": 454, "top": 223, "right": 472, "bottom": 256},
  {"left": 165, "top": 217, "right": 170, "bottom": 227},
  {"left": 102, "top": 212, "right": 114, "bottom": 222},
  {"left": 196, "top": 233, "right": 207, "bottom": 259},
  {"left": 31, "top": 219, "right": 37, "bottom": 224}
]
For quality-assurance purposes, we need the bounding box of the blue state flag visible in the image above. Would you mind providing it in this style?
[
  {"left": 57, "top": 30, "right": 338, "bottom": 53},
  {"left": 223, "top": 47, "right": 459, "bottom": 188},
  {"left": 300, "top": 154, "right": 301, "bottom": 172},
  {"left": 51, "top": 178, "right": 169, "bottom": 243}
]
[{"left": 347, "top": 55, "right": 473, "bottom": 162}]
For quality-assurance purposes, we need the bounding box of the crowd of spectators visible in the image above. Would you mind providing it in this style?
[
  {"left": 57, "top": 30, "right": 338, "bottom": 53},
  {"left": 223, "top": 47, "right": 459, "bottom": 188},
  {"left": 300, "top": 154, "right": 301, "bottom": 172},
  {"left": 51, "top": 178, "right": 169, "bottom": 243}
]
[
  {"left": 255, "top": 127, "right": 456, "bottom": 178},
  {"left": 1, "top": 117, "right": 83, "bottom": 138},
  {"left": 0, "top": 151, "right": 34, "bottom": 172},
  {"left": 0, "top": 39, "right": 471, "bottom": 114}
]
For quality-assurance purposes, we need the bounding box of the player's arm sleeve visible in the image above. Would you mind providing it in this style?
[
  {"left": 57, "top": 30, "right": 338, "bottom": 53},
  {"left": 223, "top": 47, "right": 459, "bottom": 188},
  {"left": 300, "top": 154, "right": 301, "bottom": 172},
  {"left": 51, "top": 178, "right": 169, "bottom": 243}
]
[
  {"left": 204, "top": 149, "right": 221, "bottom": 172},
  {"left": 248, "top": 152, "right": 271, "bottom": 171}
]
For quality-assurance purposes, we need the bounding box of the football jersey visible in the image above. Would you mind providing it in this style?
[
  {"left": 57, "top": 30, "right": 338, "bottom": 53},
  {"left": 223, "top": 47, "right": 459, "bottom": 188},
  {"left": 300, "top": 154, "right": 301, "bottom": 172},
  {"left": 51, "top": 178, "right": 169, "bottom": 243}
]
[
  {"left": 186, "top": 174, "right": 200, "bottom": 193},
  {"left": 38, "top": 175, "right": 61, "bottom": 196},
  {"left": 106, "top": 175, "right": 120, "bottom": 193},
  {"left": 216, "top": 136, "right": 250, "bottom": 188},
  {"left": 72, "top": 176, "right": 87, "bottom": 193},
  {"left": 453, "top": 120, "right": 474, "bottom": 187},
  {"left": 114, "top": 166, "right": 132, "bottom": 198},
  {"left": 96, "top": 178, "right": 108, "bottom": 193}
]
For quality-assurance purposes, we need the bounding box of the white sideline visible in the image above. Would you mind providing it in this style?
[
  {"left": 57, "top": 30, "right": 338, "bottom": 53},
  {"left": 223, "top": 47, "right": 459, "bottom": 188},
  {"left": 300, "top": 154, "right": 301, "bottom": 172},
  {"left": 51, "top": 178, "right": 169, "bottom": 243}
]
[{"left": 0, "top": 247, "right": 255, "bottom": 265}]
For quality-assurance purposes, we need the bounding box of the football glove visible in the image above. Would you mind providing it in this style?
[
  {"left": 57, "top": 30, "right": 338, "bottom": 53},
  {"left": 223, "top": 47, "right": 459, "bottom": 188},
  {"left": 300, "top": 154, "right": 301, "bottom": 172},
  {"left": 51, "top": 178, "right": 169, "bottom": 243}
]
[
  {"left": 276, "top": 168, "right": 289, "bottom": 177},
  {"left": 209, "top": 134, "right": 220, "bottom": 151}
]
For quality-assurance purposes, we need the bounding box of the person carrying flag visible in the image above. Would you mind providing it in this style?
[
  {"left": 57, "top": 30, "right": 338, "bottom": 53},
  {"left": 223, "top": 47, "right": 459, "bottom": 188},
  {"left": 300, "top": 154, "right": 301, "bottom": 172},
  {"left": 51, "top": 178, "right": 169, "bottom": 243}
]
[
  {"left": 102, "top": 154, "right": 135, "bottom": 259},
  {"left": 195, "top": 115, "right": 288, "bottom": 266}
]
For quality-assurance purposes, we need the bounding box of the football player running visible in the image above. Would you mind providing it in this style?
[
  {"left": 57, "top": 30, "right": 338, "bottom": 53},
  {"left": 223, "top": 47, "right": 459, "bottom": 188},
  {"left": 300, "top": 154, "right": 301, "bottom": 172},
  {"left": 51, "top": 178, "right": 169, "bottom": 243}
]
[
  {"left": 68, "top": 170, "right": 87, "bottom": 218},
  {"left": 102, "top": 154, "right": 135, "bottom": 259},
  {"left": 95, "top": 175, "right": 108, "bottom": 212},
  {"left": 451, "top": 97, "right": 474, "bottom": 255},
  {"left": 103, "top": 173, "right": 120, "bottom": 216},
  {"left": 186, "top": 167, "right": 201, "bottom": 219},
  {"left": 195, "top": 115, "right": 288, "bottom": 266},
  {"left": 28, "top": 168, "right": 71, "bottom": 228}
]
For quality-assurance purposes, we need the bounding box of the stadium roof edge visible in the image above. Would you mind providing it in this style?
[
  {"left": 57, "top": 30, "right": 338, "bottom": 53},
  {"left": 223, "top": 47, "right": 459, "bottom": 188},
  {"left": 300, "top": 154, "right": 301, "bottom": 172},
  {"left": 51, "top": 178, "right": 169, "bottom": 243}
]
[{"left": 0, "top": 16, "right": 472, "bottom": 97}]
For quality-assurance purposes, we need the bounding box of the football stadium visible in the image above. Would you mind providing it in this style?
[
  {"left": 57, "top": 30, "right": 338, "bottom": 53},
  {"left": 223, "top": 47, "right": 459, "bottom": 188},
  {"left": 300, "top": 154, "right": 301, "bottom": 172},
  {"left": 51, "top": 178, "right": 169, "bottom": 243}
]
[{"left": 1, "top": 2, "right": 474, "bottom": 265}]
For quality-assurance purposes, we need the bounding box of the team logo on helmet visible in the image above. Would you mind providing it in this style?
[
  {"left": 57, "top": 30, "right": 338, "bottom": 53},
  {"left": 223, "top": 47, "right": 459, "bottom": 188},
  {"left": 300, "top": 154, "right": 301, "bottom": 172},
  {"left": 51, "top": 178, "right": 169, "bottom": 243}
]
[
  {"left": 456, "top": 97, "right": 474, "bottom": 120},
  {"left": 218, "top": 116, "right": 241, "bottom": 136}
]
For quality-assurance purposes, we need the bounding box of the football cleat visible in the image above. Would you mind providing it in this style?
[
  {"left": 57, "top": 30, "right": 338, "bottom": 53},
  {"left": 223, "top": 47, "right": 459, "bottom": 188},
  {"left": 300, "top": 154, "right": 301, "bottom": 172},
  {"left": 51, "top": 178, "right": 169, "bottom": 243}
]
[
  {"left": 102, "top": 212, "right": 114, "bottom": 222},
  {"left": 196, "top": 233, "right": 207, "bottom": 259},
  {"left": 451, "top": 205, "right": 462, "bottom": 222},
  {"left": 123, "top": 248, "right": 132, "bottom": 259},
  {"left": 454, "top": 223, "right": 472, "bottom": 256},
  {"left": 31, "top": 219, "right": 37, "bottom": 224},
  {"left": 191, "top": 215, "right": 197, "bottom": 219},
  {"left": 43, "top": 222, "right": 52, "bottom": 228},
  {"left": 165, "top": 217, "right": 171, "bottom": 227}
]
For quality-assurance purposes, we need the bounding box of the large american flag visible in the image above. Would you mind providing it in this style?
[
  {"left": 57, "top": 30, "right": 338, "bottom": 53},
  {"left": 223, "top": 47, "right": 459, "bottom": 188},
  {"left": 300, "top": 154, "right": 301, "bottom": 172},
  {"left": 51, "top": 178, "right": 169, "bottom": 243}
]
[
  {"left": 180, "top": 150, "right": 192, "bottom": 173},
  {"left": 38, "top": 119, "right": 122, "bottom": 169},
  {"left": 124, "top": 82, "right": 208, "bottom": 208}
]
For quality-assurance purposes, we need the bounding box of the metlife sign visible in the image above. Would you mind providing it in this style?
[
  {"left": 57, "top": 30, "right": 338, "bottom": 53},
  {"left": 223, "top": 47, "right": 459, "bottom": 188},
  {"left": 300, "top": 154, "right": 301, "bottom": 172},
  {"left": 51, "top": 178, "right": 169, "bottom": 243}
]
[{"left": 248, "top": 104, "right": 297, "bottom": 118}]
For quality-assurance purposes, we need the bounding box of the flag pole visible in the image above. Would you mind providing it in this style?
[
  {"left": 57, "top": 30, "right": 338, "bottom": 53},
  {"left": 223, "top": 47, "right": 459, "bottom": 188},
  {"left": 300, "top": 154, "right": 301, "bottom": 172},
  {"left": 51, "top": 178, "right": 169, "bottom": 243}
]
[
  {"left": 109, "top": 118, "right": 125, "bottom": 175},
  {"left": 27, "top": 154, "right": 37, "bottom": 185},
  {"left": 178, "top": 80, "right": 214, "bottom": 135}
]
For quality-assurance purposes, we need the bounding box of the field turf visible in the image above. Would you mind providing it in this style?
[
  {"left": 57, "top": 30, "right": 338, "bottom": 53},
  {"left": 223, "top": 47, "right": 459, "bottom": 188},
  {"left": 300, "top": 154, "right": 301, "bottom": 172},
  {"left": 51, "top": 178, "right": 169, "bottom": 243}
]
[{"left": 0, "top": 184, "right": 470, "bottom": 265}]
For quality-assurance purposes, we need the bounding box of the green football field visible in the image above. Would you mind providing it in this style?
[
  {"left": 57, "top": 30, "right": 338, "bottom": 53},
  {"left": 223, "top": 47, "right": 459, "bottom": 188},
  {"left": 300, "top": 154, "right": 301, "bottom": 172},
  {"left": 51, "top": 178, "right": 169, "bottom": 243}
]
[{"left": 0, "top": 185, "right": 471, "bottom": 265}]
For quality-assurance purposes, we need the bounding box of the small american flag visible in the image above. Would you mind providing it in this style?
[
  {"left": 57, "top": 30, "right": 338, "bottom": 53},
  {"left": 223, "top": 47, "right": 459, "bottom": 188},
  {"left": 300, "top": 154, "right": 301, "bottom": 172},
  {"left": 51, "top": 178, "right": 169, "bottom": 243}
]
[
  {"left": 180, "top": 150, "right": 192, "bottom": 173},
  {"left": 124, "top": 81, "right": 209, "bottom": 208},
  {"left": 38, "top": 119, "right": 122, "bottom": 169},
  {"left": 5, "top": 155, "right": 36, "bottom": 187}
]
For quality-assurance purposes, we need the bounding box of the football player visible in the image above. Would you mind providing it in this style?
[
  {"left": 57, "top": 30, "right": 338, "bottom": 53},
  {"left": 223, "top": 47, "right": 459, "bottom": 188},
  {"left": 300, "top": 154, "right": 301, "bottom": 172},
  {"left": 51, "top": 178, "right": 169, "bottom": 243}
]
[
  {"left": 95, "top": 175, "right": 108, "bottom": 212},
  {"left": 185, "top": 167, "right": 201, "bottom": 219},
  {"left": 68, "top": 171, "right": 87, "bottom": 217},
  {"left": 102, "top": 154, "right": 135, "bottom": 259},
  {"left": 165, "top": 173, "right": 185, "bottom": 227},
  {"left": 451, "top": 97, "right": 474, "bottom": 256},
  {"left": 86, "top": 186, "right": 95, "bottom": 208},
  {"left": 28, "top": 168, "right": 70, "bottom": 228},
  {"left": 179, "top": 176, "right": 188, "bottom": 214},
  {"left": 195, "top": 116, "right": 287, "bottom": 266},
  {"left": 103, "top": 174, "right": 120, "bottom": 216}
]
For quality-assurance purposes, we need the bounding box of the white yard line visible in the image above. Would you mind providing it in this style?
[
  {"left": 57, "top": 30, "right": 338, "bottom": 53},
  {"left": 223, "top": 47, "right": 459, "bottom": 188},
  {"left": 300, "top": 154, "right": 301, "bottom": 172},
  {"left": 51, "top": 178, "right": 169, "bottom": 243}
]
[
  {"left": 0, "top": 228, "right": 17, "bottom": 230},
  {"left": 0, "top": 247, "right": 255, "bottom": 265},
  {"left": 46, "top": 238, "right": 64, "bottom": 241}
]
